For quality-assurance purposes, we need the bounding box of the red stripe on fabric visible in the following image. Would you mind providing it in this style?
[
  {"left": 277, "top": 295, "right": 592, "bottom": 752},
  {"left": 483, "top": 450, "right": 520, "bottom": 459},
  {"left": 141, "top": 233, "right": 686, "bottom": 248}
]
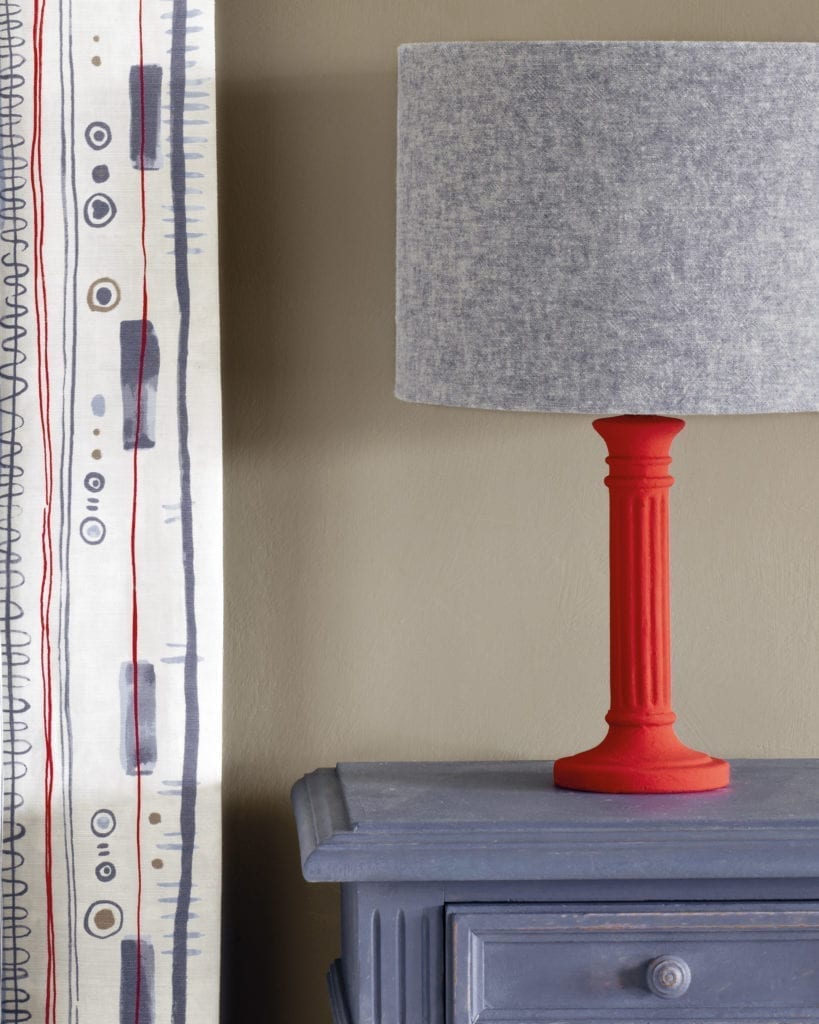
[
  {"left": 31, "top": 0, "right": 57, "bottom": 1021},
  {"left": 130, "top": 3, "right": 151, "bottom": 1022}
]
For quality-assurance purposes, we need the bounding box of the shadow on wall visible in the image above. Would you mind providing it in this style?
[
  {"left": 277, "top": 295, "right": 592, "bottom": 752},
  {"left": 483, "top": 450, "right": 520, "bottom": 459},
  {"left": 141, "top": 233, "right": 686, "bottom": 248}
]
[
  {"left": 220, "top": 795, "right": 340, "bottom": 1024},
  {"left": 218, "top": 70, "right": 399, "bottom": 457},
  {"left": 217, "top": 69, "right": 398, "bottom": 1024}
]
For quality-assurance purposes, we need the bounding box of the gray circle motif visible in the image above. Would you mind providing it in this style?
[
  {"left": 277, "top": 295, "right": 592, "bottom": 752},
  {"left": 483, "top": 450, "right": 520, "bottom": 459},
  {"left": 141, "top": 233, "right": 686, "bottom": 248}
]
[
  {"left": 95, "top": 861, "right": 117, "bottom": 883},
  {"left": 79, "top": 516, "right": 106, "bottom": 545},
  {"left": 84, "top": 121, "right": 112, "bottom": 150},
  {"left": 84, "top": 193, "right": 117, "bottom": 228},
  {"left": 90, "top": 808, "right": 116, "bottom": 837},
  {"left": 84, "top": 472, "right": 105, "bottom": 493}
]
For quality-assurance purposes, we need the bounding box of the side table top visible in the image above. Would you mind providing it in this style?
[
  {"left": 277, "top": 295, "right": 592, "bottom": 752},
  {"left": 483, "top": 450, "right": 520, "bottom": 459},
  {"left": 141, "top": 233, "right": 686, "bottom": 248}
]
[{"left": 292, "top": 759, "right": 819, "bottom": 883}]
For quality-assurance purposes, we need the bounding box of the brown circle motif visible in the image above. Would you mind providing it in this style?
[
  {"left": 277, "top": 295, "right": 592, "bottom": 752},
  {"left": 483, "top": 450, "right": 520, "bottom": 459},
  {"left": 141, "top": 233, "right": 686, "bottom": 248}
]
[{"left": 84, "top": 900, "right": 123, "bottom": 939}]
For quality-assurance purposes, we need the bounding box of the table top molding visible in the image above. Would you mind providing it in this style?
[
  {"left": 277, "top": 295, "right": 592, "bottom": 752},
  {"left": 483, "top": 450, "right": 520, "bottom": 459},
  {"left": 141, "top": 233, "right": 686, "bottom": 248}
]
[{"left": 292, "top": 759, "right": 819, "bottom": 883}]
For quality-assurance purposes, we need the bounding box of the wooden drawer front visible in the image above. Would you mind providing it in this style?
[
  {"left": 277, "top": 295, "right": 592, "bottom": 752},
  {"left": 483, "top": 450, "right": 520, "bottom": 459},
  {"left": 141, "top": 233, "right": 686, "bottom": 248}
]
[{"left": 447, "top": 903, "right": 819, "bottom": 1023}]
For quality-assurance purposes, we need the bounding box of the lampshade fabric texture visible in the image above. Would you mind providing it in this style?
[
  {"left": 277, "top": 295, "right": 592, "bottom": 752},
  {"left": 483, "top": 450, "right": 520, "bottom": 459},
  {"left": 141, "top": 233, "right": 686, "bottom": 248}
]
[{"left": 395, "top": 42, "right": 819, "bottom": 415}]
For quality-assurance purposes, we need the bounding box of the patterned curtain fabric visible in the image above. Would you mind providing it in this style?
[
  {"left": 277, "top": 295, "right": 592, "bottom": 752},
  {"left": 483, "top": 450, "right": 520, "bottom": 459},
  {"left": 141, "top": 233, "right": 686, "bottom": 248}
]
[{"left": 1, "top": 0, "right": 222, "bottom": 1021}]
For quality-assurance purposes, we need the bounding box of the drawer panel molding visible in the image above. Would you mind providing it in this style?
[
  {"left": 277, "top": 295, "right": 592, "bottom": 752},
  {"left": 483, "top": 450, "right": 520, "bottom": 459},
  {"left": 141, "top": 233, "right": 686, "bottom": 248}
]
[{"left": 448, "top": 903, "right": 819, "bottom": 1023}]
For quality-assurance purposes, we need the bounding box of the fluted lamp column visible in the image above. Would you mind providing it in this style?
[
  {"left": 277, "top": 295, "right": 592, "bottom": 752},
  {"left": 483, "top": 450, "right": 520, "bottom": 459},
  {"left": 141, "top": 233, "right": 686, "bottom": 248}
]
[
  {"left": 395, "top": 42, "right": 819, "bottom": 793},
  {"left": 553, "top": 417, "right": 728, "bottom": 792}
]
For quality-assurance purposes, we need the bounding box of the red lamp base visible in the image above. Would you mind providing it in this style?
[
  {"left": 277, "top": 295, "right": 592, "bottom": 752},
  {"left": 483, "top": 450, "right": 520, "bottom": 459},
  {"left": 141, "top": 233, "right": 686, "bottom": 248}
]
[
  {"left": 553, "top": 415, "right": 729, "bottom": 795},
  {"left": 553, "top": 725, "right": 730, "bottom": 794}
]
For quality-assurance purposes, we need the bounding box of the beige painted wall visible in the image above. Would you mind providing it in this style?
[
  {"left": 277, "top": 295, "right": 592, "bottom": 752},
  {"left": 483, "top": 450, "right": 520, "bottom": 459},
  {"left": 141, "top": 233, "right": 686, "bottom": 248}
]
[{"left": 216, "top": 1, "right": 819, "bottom": 1019}]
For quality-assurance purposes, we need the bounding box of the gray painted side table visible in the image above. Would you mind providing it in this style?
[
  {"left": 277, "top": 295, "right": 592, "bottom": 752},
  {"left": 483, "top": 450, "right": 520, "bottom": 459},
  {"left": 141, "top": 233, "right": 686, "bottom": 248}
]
[{"left": 292, "top": 760, "right": 819, "bottom": 1023}]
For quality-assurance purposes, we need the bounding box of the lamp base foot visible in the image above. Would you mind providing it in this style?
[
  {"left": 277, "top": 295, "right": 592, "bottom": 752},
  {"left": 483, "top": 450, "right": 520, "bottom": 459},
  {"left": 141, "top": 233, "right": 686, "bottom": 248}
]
[{"left": 553, "top": 725, "right": 730, "bottom": 793}]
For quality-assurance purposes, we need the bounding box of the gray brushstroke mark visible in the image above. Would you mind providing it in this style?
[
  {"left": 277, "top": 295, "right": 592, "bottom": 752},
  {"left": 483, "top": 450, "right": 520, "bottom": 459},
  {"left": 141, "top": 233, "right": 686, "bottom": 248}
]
[
  {"left": 91, "top": 393, "right": 105, "bottom": 416},
  {"left": 91, "top": 164, "right": 109, "bottom": 183},
  {"left": 119, "top": 661, "right": 157, "bottom": 776},
  {"left": 1, "top": 1, "right": 32, "bottom": 1015},
  {"left": 169, "top": 2, "right": 202, "bottom": 1019},
  {"left": 120, "top": 939, "right": 155, "bottom": 1024},
  {"left": 120, "top": 320, "right": 160, "bottom": 450},
  {"left": 130, "top": 65, "right": 163, "bottom": 170}
]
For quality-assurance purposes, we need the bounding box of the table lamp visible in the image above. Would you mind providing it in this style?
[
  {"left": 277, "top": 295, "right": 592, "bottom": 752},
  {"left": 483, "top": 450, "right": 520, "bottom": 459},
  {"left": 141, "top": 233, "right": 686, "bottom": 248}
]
[{"left": 395, "top": 41, "right": 818, "bottom": 793}]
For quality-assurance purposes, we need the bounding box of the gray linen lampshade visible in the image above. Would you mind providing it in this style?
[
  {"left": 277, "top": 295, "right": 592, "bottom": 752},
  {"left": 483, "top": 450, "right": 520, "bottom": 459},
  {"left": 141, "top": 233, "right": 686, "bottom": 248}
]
[{"left": 395, "top": 41, "right": 819, "bottom": 415}]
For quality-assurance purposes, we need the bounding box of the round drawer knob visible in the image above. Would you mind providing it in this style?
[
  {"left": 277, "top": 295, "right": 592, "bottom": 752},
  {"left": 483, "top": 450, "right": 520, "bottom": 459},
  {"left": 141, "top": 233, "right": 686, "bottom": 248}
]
[{"left": 646, "top": 955, "right": 691, "bottom": 998}]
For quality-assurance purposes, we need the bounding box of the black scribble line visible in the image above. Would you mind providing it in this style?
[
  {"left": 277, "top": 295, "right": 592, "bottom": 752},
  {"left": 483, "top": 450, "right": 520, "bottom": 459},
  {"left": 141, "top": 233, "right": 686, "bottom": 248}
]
[{"left": 1, "top": 1, "right": 32, "bottom": 1020}]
